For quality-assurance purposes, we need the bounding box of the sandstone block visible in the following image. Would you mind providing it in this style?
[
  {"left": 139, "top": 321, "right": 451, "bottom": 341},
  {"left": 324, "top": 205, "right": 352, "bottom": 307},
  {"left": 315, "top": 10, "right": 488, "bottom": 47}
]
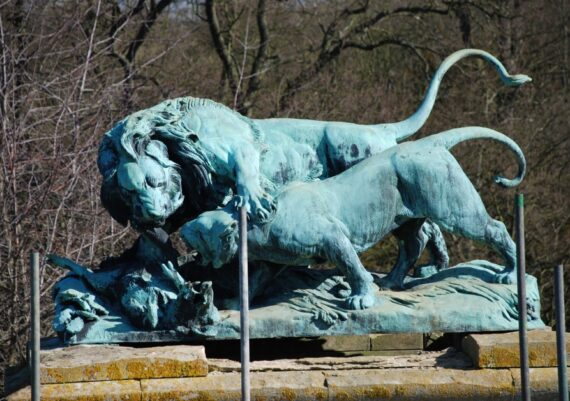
[
  {"left": 208, "top": 348, "right": 471, "bottom": 372},
  {"left": 40, "top": 344, "right": 207, "bottom": 383},
  {"left": 339, "top": 350, "right": 422, "bottom": 357},
  {"left": 462, "top": 330, "right": 569, "bottom": 368},
  {"left": 511, "top": 367, "right": 570, "bottom": 401},
  {"left": 141, "top": 371, "right": 327, "bottom": 401},
  {"left": 325, "top": 368, "right": 514, "bottom": 400},
  {"left": 320, "top": 335, "right": 370, "bottom": 351},
  {"left": 370, "top": 333, "right": 423, "bottom": 351},
  {"left": 7, "top": 379, "right": 141, "bottom": 401},
  {"left": 9, "top": 365, "right": 568, "bottom": 401}
]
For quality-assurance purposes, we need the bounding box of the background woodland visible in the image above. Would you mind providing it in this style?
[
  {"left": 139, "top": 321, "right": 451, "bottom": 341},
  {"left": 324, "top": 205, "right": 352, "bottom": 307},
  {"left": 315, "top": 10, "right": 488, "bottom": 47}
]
[{"left": 0, "top": 0, "right": 568, "bottom": 393}]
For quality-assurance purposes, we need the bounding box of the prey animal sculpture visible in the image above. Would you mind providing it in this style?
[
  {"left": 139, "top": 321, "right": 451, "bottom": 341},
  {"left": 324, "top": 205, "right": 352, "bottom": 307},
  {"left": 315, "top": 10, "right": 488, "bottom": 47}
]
[
  {"left": 48, "top": 232, "right": 219, "bottom": 333},
  {"left": 181, "top": 127, "right": 525, "bottom": 310}
]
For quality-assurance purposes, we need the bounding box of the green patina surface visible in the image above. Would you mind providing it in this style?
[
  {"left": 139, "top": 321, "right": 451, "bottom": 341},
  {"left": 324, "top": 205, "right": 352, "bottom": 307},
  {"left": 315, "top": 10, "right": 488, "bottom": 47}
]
[{"left": 46, "top": 48, "right": 536, "bottom": 342}]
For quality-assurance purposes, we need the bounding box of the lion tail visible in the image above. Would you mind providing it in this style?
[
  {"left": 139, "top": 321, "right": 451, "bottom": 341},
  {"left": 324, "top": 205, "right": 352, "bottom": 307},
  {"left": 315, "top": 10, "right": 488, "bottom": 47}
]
[
  {"left": 418, "top": 127, "right": 526, "bottom": 188},
  {"left": 388, "top": 49, "right": 531, "bottom": 143}
]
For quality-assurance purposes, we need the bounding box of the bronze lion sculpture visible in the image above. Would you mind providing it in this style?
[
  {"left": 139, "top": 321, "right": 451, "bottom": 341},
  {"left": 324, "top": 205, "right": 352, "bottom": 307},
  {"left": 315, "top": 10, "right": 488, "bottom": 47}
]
[
  {"left": 180, "top": 127, "right": 525, "bottom": 310},
  {"left": 97, "top": 49, "right": 530, "bottom": 234}
]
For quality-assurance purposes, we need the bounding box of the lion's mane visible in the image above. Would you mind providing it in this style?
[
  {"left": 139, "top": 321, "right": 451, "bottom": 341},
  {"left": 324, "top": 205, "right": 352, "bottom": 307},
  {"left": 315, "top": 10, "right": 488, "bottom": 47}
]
[{"left": 98, "top": 97, "right": 256, "bottom": 231}]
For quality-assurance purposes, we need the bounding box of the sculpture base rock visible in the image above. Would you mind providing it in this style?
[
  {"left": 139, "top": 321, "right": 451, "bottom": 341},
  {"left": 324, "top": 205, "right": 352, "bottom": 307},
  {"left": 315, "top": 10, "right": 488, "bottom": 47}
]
[{"left": 66, "top": 260, "right": 544, "bottom": 344}]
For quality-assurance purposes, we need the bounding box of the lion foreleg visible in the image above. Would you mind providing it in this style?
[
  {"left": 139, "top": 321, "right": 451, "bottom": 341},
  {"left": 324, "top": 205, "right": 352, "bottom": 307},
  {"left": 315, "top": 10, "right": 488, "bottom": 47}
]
[
  {"left": 230, "top": 146, "right": 276, "bottom": 223},
  {"left": 380, "top": 219, "right": 428, "bottom": 290},
  {"left": 484, "top": 219, "right": 517, "bottom": 284},
  {"left": 322, "top": 231, "right": 376, "bottom": 310}
]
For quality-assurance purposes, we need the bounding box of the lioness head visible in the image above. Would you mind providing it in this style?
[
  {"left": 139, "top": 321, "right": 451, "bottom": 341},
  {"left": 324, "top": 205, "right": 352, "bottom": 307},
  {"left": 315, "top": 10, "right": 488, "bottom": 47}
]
[{"left": 180, "top": 210, "right": 239, "bottom": 269}]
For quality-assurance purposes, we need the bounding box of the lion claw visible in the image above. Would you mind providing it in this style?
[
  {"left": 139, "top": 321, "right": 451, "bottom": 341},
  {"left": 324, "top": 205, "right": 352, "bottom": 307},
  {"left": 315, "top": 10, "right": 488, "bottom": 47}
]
[
  {"left": 260, "top": 195, "right": 277, "bottom": 212},
  {"left": 256, "top": 209, "right": 268, "bottom": 221},
  {"left": 249, "top": 194, "right": 276, "bottom": 223},
  {"left": 233, "top": 195, "right": 245, "bottom": 208}
]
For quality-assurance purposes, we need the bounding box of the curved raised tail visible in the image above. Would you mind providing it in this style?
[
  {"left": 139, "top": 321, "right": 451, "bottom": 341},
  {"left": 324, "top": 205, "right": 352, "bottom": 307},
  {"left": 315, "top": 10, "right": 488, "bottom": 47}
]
[
  {"left": 386, "top": 49, "right": 531, "bottom": 143},
  {"left": 418, "top": 127, "right": 526, "bottom": 188}
]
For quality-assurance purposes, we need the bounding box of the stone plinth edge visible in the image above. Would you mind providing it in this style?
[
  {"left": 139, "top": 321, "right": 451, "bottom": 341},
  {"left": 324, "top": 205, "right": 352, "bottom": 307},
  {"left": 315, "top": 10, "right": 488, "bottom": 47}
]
[
  {"left": 40, "top": 344, "right": 207, "bottom": 384},
  {"left": 462, "top": 329, "right": 568, "bottom": 368},
  {"left": 9, "top": 366, "right": 570, "bottom": 401}
]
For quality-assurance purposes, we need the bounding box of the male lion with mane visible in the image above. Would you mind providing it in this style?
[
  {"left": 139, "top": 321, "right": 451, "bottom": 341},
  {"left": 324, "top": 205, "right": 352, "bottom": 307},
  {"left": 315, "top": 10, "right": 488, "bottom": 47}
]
[{"left": 98, "top": 49, "right": 529, "bottom": 243}]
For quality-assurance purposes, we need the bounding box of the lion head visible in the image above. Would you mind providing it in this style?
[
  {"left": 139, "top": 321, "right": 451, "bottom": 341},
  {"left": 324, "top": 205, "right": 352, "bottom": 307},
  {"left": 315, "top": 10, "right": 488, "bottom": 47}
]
[
  {"left": 180, "top": 210, "right": 239, "bottom": 269},
  {"left": 98, "top": 98, "right": 226, "bottom": 231}
]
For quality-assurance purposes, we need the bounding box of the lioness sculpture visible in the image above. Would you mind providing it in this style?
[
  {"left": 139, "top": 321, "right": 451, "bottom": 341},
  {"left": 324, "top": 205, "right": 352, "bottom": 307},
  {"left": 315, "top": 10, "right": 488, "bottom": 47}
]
[
  {"left": 97, "top": 49, "right": 530, "bottom": 232},
  {"left": 180, "top": 127, "right": 525, "bottom": 310}
]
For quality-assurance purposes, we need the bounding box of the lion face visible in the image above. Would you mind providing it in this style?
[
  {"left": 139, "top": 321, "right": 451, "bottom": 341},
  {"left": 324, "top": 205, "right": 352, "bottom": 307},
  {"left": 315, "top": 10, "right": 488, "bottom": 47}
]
[
  {"left": 116, "top": 156, "right": 184, "bottom": 229},
  {"left": 99, "top": 98, "right": 218, "bottom": 231},
  {"left": 180, "top": 210, "right": 239, "bottom": 269},
  {"left": 99, "top": 127, "right": 186, "bottom": 230}
]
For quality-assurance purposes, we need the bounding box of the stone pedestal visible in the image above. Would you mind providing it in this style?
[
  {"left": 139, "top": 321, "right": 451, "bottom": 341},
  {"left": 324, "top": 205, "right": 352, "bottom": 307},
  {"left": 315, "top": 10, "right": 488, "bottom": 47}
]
[{"left": 5, "top": 330, "right": 570, "bottom": 401}]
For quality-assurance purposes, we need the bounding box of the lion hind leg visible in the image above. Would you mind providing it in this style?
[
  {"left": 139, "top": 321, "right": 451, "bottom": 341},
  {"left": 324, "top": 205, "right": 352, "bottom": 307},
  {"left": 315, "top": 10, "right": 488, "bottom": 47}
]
[
  {"left": 422, "top": 220, "right": 450, "bottom": 270},
  {"left": 322, "top": 230, "right": 376, "bottom": 310},
  {"left": 433, "top": 209, "right": 517, "bottom": 284},
  {"left": 380, "top": 219, "right": 428, "bottom": 290},
  {"left": 484, "top": 219, "right": 517, "bottom": 284}
]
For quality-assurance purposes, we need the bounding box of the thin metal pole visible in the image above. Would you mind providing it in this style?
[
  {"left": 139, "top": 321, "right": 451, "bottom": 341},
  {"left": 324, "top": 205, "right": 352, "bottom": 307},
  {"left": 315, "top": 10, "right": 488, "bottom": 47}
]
[
  {"left": 238, "top": 207, "right": 250, "bottom": 401},
  {"left": 555, "top": 264, "right": 568, "bottom": 401},
  {"left": 30, "top": 252, "right": 40, "bottom": 401},
  {"left": 515, "top": 193, "right": 530, "bottom": 401}
]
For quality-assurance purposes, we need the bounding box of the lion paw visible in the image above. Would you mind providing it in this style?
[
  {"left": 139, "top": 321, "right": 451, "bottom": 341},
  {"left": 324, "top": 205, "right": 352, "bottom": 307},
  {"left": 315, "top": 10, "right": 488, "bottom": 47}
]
[
  {"left": 249, "top": 193, "right": 277, "bottom": 223},
  {"left": 346, "top": 293, "right": 375, "bottom": 310},
  {"left": 494, "top": 270, "right": 517, "bottom": 284},
  {"left": 233, "top": 195, "right": 246, "bottom": 208},
  {"left": 233, "top": 191, "right": 276, "bottom": 223}
]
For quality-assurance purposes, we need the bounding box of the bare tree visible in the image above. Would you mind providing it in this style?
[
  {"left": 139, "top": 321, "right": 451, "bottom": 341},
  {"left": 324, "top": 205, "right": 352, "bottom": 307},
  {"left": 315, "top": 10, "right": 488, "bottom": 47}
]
[
  {"left": 0, "top": 0, "right": 182, "bottom": 392},
  {"left": 202, "top": 0, "right": 511, "bottom": 115}
]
